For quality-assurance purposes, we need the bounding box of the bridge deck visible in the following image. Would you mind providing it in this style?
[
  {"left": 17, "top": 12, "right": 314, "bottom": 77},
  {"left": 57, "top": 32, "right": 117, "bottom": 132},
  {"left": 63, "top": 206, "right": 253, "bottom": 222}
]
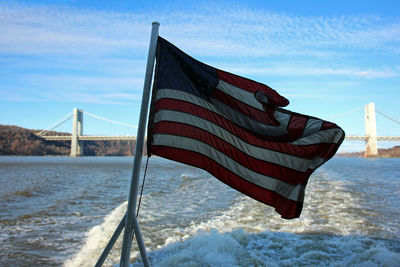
[
  {"left": 41, "top": 135, "right": 400, "bottom": 142},
  {"left": 345, "top": 136, "right": 400, "bottom": 141},
  {"left": 42, "top": 136, "right": 136, "bottom": 141}
]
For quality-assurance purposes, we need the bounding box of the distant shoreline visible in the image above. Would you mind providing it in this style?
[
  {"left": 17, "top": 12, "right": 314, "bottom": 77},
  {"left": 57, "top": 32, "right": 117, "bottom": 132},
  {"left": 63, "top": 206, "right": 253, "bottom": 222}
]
[
  {"left": 337, "top": 146, "right": 400, "bottom": 158},
  {"left": 0, "top": 124, "right": 138, "bottom": 156}
]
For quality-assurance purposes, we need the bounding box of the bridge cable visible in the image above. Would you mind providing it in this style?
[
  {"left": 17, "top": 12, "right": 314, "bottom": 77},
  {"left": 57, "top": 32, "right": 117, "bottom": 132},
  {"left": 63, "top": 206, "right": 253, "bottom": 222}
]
[
  {"left": 136, "top": 156, "right": 150, "bottom": 217},
  {"left": 325, "top": 105, "right": 365, "bottom": 120},
  {"left": 37, "top": 112, "right": 73, "bottom": 136},
  {"left": 83, "top": 111, "right": 138, "bottom": 129},
  {"left": 375, "top": 109, "right": 400, "bottom": 125}
]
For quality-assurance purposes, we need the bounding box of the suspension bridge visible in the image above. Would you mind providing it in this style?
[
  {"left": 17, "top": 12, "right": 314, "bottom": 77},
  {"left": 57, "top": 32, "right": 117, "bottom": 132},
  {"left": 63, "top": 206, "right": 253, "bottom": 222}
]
[
  {"left": 327, "top": 102, "right": 400, "bottom": 157},
  {"left": 36, "top": 108, "right": 137, "bottom": 157},
  {"left": 35, "top": 103, "right": 400, "bottom": 157}
]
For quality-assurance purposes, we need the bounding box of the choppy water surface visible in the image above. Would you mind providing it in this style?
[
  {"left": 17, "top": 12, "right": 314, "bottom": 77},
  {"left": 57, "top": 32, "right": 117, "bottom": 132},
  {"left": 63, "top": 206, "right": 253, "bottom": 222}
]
[{"left": 0, "top": 156, "right": 399, "bottom": 266}]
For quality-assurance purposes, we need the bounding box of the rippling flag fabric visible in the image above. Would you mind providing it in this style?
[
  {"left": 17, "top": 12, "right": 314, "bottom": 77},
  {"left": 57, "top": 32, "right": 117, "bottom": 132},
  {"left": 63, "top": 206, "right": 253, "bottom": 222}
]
[{"left": 147, "top": 37, "right": 345, "bottom": 219}]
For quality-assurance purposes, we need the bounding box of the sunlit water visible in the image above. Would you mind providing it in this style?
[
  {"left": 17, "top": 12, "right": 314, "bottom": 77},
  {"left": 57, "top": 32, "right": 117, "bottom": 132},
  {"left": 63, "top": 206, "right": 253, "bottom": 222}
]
[{"left": 0, "top": 156, "right": 399, "bottom": 266}]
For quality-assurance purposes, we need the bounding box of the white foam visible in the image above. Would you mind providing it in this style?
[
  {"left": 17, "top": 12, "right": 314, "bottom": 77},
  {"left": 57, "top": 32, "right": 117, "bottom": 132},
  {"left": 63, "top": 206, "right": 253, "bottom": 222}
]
[
  {"left": 136, "top": 229, "right": 400, "bottom": 267},
  {"left": 132, "top": 229, "right": 266, "bottom": 267},
  {"left": 64, "top": 202, "right": 129, "bottom": 267},
  {"left": 345, "top": 246, "right": 400, "bottom": 267}
]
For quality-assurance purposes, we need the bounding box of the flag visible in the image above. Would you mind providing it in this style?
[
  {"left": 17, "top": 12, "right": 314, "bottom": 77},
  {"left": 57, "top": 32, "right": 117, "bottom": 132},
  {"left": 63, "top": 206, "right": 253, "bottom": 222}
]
[{"left": 147, "top": 37, "right": 345, "bottom": 219}]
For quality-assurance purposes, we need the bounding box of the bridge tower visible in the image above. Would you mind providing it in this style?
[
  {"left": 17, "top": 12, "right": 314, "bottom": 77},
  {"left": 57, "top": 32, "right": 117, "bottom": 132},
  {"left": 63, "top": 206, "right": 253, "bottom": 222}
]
[
  {"left": 70, "top": 108, "right": 83, "bottom": 157},
  {"left": 364, "top": 102, "right": 378, "bottom": 157}
]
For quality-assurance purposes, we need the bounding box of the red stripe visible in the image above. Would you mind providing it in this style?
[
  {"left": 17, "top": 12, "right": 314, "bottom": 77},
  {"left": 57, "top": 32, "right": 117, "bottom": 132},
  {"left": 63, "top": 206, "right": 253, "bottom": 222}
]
[
  {"left": 150, "top": 145, "right": 302, "bottom": 219},
  {"left": 286, "top": 115, "right": 308, "bottom": 140},
  {"left": 216, "top": 69, "right": 289, "bottom": 107},
  {"left": 155, "top": 98, "right": 337, "bottom": 159},
  {"left": 153, "top": 121, "right": 314, "bottom": 185},
  {"left": 211, "top": 89, "right": 280, "bottom": 126},
  {"left": 321, "top": 121, "right": 337, "bottom": 130}
]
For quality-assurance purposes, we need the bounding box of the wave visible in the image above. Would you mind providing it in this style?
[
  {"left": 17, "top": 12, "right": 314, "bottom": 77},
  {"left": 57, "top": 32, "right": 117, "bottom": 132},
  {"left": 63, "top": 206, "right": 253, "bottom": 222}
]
[
  {"left": 64, "top": 166, "right": 400, "bottom": 266},
  {"left": 135, "top": 229, "right": 400, "bottom": 267},
  {"left": 64, "top": 202, "right": 128, "bottom": 267}
]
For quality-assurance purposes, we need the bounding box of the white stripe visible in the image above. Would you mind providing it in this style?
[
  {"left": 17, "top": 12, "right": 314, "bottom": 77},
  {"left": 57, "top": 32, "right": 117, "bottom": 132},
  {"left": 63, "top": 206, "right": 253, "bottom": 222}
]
[
  {"left": 216, "top": 80, "right": 264, "bottom": 111},
  {"left": 217, "top": 80, "right": 293, "bottom": 132},
  {"left": 154, "top": 109, "right": 326, "bottom": 172},
  {"left": 157, "top": 88, "right": 218, "bottom": 112},
  {"left": 210, "top": 98, "right": 289, "bottom": 136},
  {"left": 157, "top": 88, "right": 291, "bottom": 136},
  {"left": 152, "top": 134, "right": 305, "bottom": 202},
  {"left": 291, "top": 128, "right": 344, "bottom": 145},
  {"left": 302, "top": 119, "right": 323, "bottom": 138}
]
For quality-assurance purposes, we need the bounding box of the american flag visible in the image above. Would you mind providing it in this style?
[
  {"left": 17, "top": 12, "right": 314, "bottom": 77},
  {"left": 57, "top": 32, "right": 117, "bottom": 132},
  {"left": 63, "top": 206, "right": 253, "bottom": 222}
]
[{"left": 147, "top": 37, "right": 345, "bottom": 219}]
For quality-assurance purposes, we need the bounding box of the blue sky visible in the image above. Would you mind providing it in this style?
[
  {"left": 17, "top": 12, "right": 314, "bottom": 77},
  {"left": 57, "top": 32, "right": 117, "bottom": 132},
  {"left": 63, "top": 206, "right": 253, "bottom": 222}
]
[{"left": 1, "top": 0, "right": 399, "bottom": 151}]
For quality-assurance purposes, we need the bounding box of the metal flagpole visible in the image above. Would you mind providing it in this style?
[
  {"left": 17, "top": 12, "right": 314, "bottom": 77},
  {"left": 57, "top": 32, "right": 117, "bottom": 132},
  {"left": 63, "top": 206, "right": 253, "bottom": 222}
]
[
  {"left": 95, "top": 213, "right": 126, "bottom": 267},
  {"left": 120, "top": 21, "right": 159, "bottom": 267}
]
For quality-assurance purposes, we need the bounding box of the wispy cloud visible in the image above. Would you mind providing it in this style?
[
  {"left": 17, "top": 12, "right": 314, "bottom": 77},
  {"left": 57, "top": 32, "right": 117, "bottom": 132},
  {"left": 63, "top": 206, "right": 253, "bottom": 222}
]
[
  {"left": 2, "top": 88, "right": 45, "bottom": 102},
  {"left": 0, "top": 3, "right": 150, "bottom": 55},
  {"left": 1, "top": 2, "right": 399, "bottom": 57},
  {"left": 23, "top": 74, "right": 144, "bottom": 91},
  {"left": 40, "top": 90, "right": 142, "bottom": 105},
  {"left": 224, "top": 64, "right": 400, "bottom": 79},
  {"left": 0, "top": 1, "right": 399, "bottom": 104},
  {"left": 158, "top": 6, "right": 400, "bottom": 57}
]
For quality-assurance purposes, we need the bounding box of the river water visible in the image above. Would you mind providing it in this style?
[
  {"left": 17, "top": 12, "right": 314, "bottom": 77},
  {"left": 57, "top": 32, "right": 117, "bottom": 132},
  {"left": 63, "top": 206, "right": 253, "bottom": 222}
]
[{"left": 0, "top": 156, "right": 399, "bottom": 266}]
